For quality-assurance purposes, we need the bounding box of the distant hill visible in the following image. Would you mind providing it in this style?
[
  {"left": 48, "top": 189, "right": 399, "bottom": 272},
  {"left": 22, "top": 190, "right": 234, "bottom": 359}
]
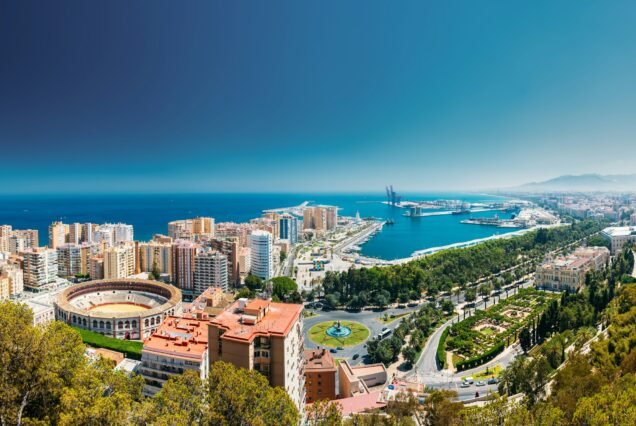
[{"left": 513, "top": 173, "right": 636, "bottom": 192}]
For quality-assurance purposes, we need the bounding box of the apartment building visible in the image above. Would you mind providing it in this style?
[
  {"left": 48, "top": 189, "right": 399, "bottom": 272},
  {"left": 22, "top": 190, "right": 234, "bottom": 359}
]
[
  {"left": 602, "top": 226, "right": 636, "bottom": 254},
  {"left": 193, "top": 249, "right": 228, "bottom": 296},
  {"left": 168, "top": 217, "right": 215, "bottom": 240},
  {"left": 138, "top": 241, "right": 173, "bottom": 278},
  {"left": 208, "top": 299, "right": 305, "bottom": 410},
  {"left": 140, "top": 317, "right": 209, "bottom": 396},
  {"left": 206, "top": 237, "right": 240, "bottom": 286},
  {"left": 250, "top": 230, "right": 273, "bottom": 280},
  {"left": 48, "top": 221, "right": 68, "bottom": 249},
  {"left": 103, "top": 243, "right": 136, "bottom": 279},
  {"left": 171, "top": 239, "right": 200, "bottom": 298},
  {"left": 0, "top": 261, "right": 24, "bottom": 297},
  {"left": 23, "top": 247, "right": 58, "bottom": 290},
  {"left": 535, "top": 246, "right": 610, "bottom": 292},
  {"left": 304, "top": 348, "right": 337, "bottom": 403}
]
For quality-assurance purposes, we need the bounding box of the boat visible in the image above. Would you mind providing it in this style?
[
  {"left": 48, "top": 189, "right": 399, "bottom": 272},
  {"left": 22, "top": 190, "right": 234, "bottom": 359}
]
[
  {"left": 451, "top": 209, "right": 470, "bottom": 215},
  {"left": 385, "top": 219, "right": 395, "bottom": 225}
]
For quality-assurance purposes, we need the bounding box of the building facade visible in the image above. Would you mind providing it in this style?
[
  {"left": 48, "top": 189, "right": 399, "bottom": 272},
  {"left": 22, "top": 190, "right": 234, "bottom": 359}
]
[
  {"left": 250, "top": 231, "right": 273, "bottom": 280},
  {"left": 193, "top": 250, "right": 228, "bottom": 295},
  {"left": 171, "top": 239, "right": 200, "bottom": 298},
  {"left": 535, "top": 246, "right": 610, "bottom": 292},
  {"left": 304, "top": 348, "right": 337, "bottom": 403},
  {"left": 23, "top": 247, "right": 58, "bottom": 290},
  {"left": 208, "top": 299, "right": 305, "bottom": 410},
  {"left": 601, "top": 226, "right": 636, "bottom": 254}
]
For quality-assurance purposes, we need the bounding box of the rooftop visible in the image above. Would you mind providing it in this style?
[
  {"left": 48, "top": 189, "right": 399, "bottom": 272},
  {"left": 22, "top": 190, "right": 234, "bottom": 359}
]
[
  {"left": 182, "top": 287, "right": 234, "bottom": 319},
  {"left": 209, "top": 299, "right": 302, "bottom": 343},
  {"left": 602, "top": 226, "right": 636, "bottom": 237},
  {"left": 143, "top": 316, "right": 208, "bottom": 360},
  {"left": 304, "top": 348, "right": 336, "bottom": 372}
]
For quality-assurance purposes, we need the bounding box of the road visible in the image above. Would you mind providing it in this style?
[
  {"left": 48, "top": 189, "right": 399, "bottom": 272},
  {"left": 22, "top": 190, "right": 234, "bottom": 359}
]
[{"left": 405, "top": 279, "right": 533, "bottom": 400}]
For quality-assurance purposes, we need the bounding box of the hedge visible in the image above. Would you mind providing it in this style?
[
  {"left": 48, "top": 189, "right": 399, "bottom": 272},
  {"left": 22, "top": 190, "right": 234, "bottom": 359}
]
[
  {"left": 455, "top": 341, "right": 505, "bottom": 371},
  {"left": 437, "top": 327, "right": 450, "bottom": 369},
  {"left": 74, "top": 327, "right": 143, "bottom": 360}
]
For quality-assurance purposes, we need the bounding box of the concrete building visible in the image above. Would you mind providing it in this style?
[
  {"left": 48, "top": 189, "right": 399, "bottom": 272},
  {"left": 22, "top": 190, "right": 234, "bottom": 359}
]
[
  {"left": 631, "top": 213, "right": 636, "bottom": 227},
  {"left": 100, "top": 223, "right": 134, "bottom": 244},
  {"left": 182, "top": 286, "right": 235, "bottom": 320},
  {"left": 171, "top": 239, "right": 200, "bottom": 299},
  {"left": 250, "top": 230, "right": 273, "bottom": 280},
  {"left": 302, "top": 206, "right": 338, "bottom": 232},
  {"left": 57, "top": 244, "right": 83, "bottom": 278},
  {"left": 0, "top": 262, "right": 24, "bottom": 297},
  {"left": 68, "top": 223, "right": 81, "bottom": 245},
  {"left": 279, "top": 214, "right": 298, "bottom": 244},
  {"left": 0, "top": 225, "right": 12, "bottom": 252},
  {"left": 304, "top": 348, "right": 337, "bottom": 403},
  {"left": 93, "top": 228, "right": 114, "bottom": 248},
  {"left": 138, "top": 241, "right": 173, "bottom": 278},
  {"left": 48, "top": 221, "right": 68, "bottom": 249},
  {"left": 193, "top": 249, "right": 228, "bottom": 295},
  {"left": 338, "top": 360, "right": 388, "bottom": 398},
  {"left": 23, "top": 247, "right": 58, "bottom": 290},
  {"left": 104, "top": 243, "right": 136, "bottom": 279},
  {"left": 140, "top": 317, "right": 209, "bottom": 396},
  {"left": 206, "top": 237, "right": 240, "bottom": 287},
  {"left": 168, "top": 217, "right": 215, "bottom": 240},
  {"left": 535, "top": 246, "right": 610, "bottom": 292},
  {"left": 208, "top": 299, "right": 305, "bottom": 410},
  {"left": 11, "top": 229, "right": 38, "bottom": 252},
  {"left": 602, "top": 226, "right": 636, "bottom": 254},
  {"left": 238, "top": 247, "right": 251, "bottom": 276}
]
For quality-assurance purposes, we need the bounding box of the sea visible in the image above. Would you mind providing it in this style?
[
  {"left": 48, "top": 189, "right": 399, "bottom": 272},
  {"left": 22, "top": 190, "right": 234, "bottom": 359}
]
[{"left": 0, "top": 192, "right": 520, "bottom": 261}]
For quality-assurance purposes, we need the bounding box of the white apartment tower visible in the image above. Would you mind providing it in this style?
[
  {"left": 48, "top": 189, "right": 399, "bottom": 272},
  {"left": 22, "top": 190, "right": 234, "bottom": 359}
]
[
  {"left": 250, "top": 230, "right": 273, "bottom": 280},
  {"left": 23, "top": 248, "right": 58, "bottom": 290}
]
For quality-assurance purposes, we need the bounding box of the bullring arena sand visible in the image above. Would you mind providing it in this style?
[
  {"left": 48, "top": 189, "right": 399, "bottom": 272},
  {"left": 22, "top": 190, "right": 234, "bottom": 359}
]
[{"left": 88, "top": 303, "right": 150, "bottom": 314}]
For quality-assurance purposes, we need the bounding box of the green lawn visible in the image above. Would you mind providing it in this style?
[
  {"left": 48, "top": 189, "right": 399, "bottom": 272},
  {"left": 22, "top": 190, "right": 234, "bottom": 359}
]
[
  {"left": 74, "top": 327, "right": 143, "bottom": 360},
  {"left": 307, "top": 321, "right": 370, "bottom": 347},
  {"left": 462, "top": 365, "right": 503, "bottom": 380}
]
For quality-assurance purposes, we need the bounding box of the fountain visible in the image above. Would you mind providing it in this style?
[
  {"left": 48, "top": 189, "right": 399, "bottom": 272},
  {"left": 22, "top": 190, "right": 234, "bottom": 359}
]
[{"left": 326, "top": 320, "right": 352, "bottom": 338}]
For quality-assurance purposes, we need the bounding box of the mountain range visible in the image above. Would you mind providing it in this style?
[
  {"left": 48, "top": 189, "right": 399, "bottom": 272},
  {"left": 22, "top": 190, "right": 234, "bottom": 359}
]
[{"left": 511, "top": 174, "right": 636, "bottom": 192}]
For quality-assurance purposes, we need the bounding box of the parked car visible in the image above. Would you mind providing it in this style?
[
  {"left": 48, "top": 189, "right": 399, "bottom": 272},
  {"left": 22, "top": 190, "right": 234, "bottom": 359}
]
[
  {"left": 460, "top": 381, "right": 470, "bottom": 388},
  {"left": 352, "top": 354, "right": 359, "bottom": 360},
  {"left": 487, "top": 377, "right": 498, "bottom": 385},
  {"left": 337, "top": 346, "right": 344, "bottom": 351},
  {"left": 397, "top": 304, "right": 406, "bottom": 309},
  {"left": 465, "top": 377, "right": 474, "bottom": 384},
  {"left": 476, "top": 380, "right": 486, "bottom": 387},
  {"left": 407, "top": 302, "right": 418, "bottom": 307},
  {"left": 329, "top": 349, "right": 337, "bottom": 353}
]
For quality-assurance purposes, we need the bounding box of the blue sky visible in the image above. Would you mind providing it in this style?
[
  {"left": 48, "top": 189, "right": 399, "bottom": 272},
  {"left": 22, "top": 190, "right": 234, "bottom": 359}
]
[{"left": 1, "top": 0, "right": 635, "bottom": 193}]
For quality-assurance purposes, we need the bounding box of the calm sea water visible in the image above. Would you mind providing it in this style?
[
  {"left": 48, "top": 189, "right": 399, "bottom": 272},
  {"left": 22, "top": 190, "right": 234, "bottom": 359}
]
[{"left": 0, "top": 192, "right": 519, "bottom": 260}]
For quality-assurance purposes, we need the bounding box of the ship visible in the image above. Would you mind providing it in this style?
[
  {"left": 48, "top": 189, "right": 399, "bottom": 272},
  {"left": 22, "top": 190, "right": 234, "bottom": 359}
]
[
  {"left": 451, "top": 209, "right": 470, "bottom": 215},
  {"left": 385, "top": 219, "right": 395, "bottom": 225}
]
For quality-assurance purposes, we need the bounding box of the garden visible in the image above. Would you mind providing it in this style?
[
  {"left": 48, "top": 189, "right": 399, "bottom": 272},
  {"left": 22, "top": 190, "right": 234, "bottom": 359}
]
[
  {"left": 439, "top": 288, "right": 560, "bottom": 371},
  {"left": 307, "top": 320, "right": 370, "bottom": 347}
]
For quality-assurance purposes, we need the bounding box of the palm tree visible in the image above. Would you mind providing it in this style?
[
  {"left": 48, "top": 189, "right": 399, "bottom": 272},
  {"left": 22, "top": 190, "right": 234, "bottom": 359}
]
[{"left": 452, "top": 287, "right": 461, "bottom": 304}]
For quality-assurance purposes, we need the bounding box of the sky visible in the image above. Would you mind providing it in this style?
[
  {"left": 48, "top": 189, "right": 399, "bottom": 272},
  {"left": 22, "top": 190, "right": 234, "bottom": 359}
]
[{"left": 1, "top": 0, "right": 636, "bottom": 193}]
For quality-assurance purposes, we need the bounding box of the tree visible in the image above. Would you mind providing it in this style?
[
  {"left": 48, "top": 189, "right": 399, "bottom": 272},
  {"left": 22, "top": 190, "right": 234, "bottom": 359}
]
[
  {"left": 244, "top": 274, "right": 263, "bottom": 291},
  {"left": 440, "top": 299, "right": 454, "bottom": 314},
  {"left": 464, "top": 288, "right": 477, "bottom": 304},
  {"left": 519, "top": 327, "right": 532, "bottom": 353},
  {"left": 421, "top": 390, "right": 463, "bottom": 426},
  {"left": 139, "top": 370, "right": 205, "bottom": 425},
  {"left": 206, "top": 361, "right": 299, "bottom": 425},
  {"left": 403, "top": 345, "right": 417, "bottom": 367},
  {"left": 279, "top": 250, "right": 287, "bottom": 263},
  {"left": 306, "top": 399, "right": 343, "bottom": 426},
  {"left": 271, "top": 276, "right": 298, "bottom": 301}
]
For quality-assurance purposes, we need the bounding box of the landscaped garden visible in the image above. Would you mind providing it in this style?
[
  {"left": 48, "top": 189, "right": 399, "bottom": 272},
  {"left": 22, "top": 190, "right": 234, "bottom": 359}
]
[
  {"left": 74, "top": 327, "right": 143, "bottom": 360},
  {"left": 439, "top": 288, "right": 560, "bottom": 371},
  {"left": 307, "top": 320, "right": 370, "bottom": 347}
]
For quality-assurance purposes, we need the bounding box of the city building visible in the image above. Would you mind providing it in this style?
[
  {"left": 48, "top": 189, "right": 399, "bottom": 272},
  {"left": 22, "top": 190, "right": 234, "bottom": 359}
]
[
  {"left": 535, "top": 246, "right": 610, "bottom": 292},
  {"left": 181, "top": 286, "right": 235, "bottom": 320},
  {"left": 250, "top": 230, "right": 273, "bottom": 280},
  {"left": 238, "top": 247, "right": 251, "bottom": 276},
  {"left": 100, "top": 223, "right": 134, "bottom": 244},
  {"left": 0, "top": 261, "right": 24, "bottom": 297},
  {"left": 302, "top": 206, "right": 338, "bottom": 232},
  {"left": 56, "top": 243, "right": 83, "bottom": 278},
  {"left": 140, "top": 316, "right": 209, "bottom": 396},
  {"left": 68, "top": 223, "right": 81, "bottom": 245},
  {"left": 631, "top": 213, "right": 636, "bottom": 227},
  {"left": 10, "top": 229, "right": 39, "bottom": 253},
  {"left": 304, "top": 348, "right": 337, "bottom": 403},
  {"left": 206, "top": 237, "right": 240, "bottom": 286},
  {"left": 193, "top": 249, "right": 228, "bottom": 295},
  {"left": 0, "top": 225, "right": 12, "bottom": 252},
  {"left": 168, "top": 217, "right": 215, "bottom": 240},
  {"left": 138, "top": 241, "right": 173, "bottom": 278},
  {"left": 23, "top": 247, "right": 58, "bottom": 290},
  {"left": 601, "top": 226, "right": 636, "bottom": 254},
  {"left": 171, "top": 239, "right": 200, "bottom": 298},
  {"left": 279, "top": 214, "right": 298, "bottom": 244},
  {"left": 48, "top": 221, "right": 68, "bottom": 249},
  {"left": 208, "top": 299, "right": 305, "bottom": 410},
  {"left": 89, "top": 256, "right": 104, "bottom": 280},
  {"left": 103, "top": 243, "right": 136, "bottom": 279},
  {"left": 338, "top": 360, "right": 388, "bottom": 398}
]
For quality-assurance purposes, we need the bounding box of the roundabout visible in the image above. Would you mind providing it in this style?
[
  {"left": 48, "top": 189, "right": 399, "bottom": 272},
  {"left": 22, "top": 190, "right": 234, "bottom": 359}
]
[{"left": 308, "top": 320, "right": 370, "bottom": 347}]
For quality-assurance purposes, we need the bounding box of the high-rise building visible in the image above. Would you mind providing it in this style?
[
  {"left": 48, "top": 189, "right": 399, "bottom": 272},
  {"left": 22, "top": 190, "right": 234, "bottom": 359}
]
[
  {"left": 68, "top": 223, "right": 81, "bottom": 245},
  {"left": 194, "top": 250, "right": 228, "bottom": 295},
  {"left": 100, "top": 223, "right": 134, "bottom": 244},
  {"left": 0, "top": 261, "right": 24, "bottom": 297},
  {"left": 206, "top": 237, "right": 240, "bottom": 286},
  {"left": 325, "top": 206, "right": 338, "bottom": 230},
  {"left": 23, "top": 247, "right": 58, "bottom": 290},
  {"left": 82, "top": 223, "right": 95, "bottom": 243},
  {"left": 238, "top": 247, "right": 251, "bottom": 276},
  {"left": 89, "top": 256, "right": 104, "bottom": 280},
  {"left": 48, "top": 221, "right": 68, "bottom": 249},
  {"left": 0, "top": 225, "right": 12, "bottom": 252},
  {"left": 171, "top": 239, "right": 200, "bottom": 298},
  {"left": 12, "top": 229, "right": 38, "bottom": 251},
  {"left": 138, "top": 241, "right": 173, "bottom": 278},
  {"left": 168, "top": 217, "right": 215, "bottom": 240},
  {"left": 304, "top": 349, "right": 337, "bottom": 403},
  {"left": 93, "top": 229, "right": 114, "bottom": 248},
  {"left": 279, "top": 214, "right": 298, "bottom": 244},
  {"left": 250, "top": 231, "right": 273, "bottom": 280},
  {"left": 57, "top": 244, "right": 83, "bottom": 278},
  {"left": 103, "top": 243, "right": 136, "bottom": 279},
  {"left": 208, "top": 299, "right": 305, "bottom": 410},
  {"left": 631, "top": 213, "right": 636, "bottom": 226}
]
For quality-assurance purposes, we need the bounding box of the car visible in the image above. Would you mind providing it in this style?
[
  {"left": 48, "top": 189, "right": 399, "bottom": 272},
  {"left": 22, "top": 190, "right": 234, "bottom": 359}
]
[
  {"left": 329, "top": 349, "right": 337, "bottom": 353},
  {"left": 381, "top": 326, "right": 388, "bottom": 331},
  {"left": 476, "top": 380, "right": 486, "bottom": 387},
  {"left": 460, "top": 381, "right": 470, "bottom": 388},
  {"left": 487, "top": 378, "right": 498, "bottom": 385},
  {"left": 407, "top": 302, "right": 418, "bottom": 307},
  {"left": 397, "top": 304, "right": 406, "bottom": 309},
  {"left": 337, "top": 346, "right": 344, "bottom": 350},
  {"left": 352, "top": 354, "right": 359, "bottom": 360},
  {"left": 465, "top": 377, "right": 474, "bottom": 384}
]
